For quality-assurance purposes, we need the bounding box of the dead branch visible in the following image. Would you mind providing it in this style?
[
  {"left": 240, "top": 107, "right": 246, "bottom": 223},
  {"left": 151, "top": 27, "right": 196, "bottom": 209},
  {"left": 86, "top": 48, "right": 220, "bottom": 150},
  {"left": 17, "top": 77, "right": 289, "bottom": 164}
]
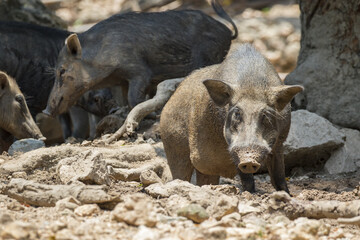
[
  {"left": 103, "top": 78, "right": 183, "bottom": 144},
  {"left": 107, "top": 158, "right": 165, "bottom": 181},
  {"left": 269, "top": 191, "right": 360, "bottom": 220},
  {"left": 3, "top": 178, "right": 115, "bottom": 207}
]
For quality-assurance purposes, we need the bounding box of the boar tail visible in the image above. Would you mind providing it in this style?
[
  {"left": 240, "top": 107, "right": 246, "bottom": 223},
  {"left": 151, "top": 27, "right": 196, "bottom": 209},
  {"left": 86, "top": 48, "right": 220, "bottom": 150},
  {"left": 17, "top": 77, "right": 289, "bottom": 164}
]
[{"left": 210, "top": 0, "right": 238, "bottom": 40}]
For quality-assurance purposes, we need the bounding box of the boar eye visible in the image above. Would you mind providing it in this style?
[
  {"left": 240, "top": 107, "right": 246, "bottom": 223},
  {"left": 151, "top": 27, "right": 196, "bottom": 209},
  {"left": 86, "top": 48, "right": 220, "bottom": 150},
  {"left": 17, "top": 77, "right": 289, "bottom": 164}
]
[
  {"left": 94, "top": 96, "right": 101, "bottom": 103},
  {"left": 59, "top": 68, "right": 65, "bottom": 77},
  {"left": 262, "top": 112, "right": 274, "bottom": 126},
  {"left": 233, "top": 109, "right": 243, "bottom": 121},
  {"left": 15, "top": 95, "right": 23, "bottom": 103}
]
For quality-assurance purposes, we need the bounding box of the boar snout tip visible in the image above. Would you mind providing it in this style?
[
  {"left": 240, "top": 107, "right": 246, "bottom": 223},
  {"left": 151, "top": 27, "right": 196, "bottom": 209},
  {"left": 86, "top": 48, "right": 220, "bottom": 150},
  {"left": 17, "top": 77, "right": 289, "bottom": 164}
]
[
  {"left": 238, "top": 160, "right": 261, "bottom": 174},
  {"left": 38, "top": 136, "right": 47, "bottom": 141},
  {"left": 42, "top": 108, "right": 54, "bottom": 117}
]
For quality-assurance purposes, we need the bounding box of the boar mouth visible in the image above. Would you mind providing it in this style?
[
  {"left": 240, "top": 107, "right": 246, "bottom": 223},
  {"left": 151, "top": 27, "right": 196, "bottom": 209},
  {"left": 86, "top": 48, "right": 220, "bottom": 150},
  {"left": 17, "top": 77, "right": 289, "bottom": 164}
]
[
  {"left": 42, "top": 106, "right": 57, "bottom": 117},
  {"left": 43, "top": 96, "right": 65, "bottom": 117},
  {"left": 230, "top": 146, "right": 270, "bottom": 174}
]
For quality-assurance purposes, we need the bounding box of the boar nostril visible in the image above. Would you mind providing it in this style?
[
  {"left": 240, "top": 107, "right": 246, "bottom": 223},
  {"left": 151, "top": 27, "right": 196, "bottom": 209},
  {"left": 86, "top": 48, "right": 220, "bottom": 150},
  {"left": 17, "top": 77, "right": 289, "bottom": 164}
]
[{"left": 238, "top": 161, "right": 260, "bottom": 174}]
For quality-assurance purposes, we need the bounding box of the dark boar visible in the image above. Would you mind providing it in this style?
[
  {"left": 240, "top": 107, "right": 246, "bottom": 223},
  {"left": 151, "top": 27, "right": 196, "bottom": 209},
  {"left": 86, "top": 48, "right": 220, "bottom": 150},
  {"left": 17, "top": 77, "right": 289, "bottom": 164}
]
[
  {"left": 0, "top": 71, "right": 45, "bottom": 151},
  {"left": 0, "top": 21, "right": 115, "bottom": 117},
  {"left": 76, "top": 88, "right": 119, "bottom": 117},
  {"left": 160, "top": 44, "right": 303, "bottom": 193},
  {"left": 0, "top": 21, "right": 69, "bottom": 117},
  {"left": 0, "top": 21, "right": 116, "bottom": 140},
  {"left": 43, "top": 0, "right": 238, "bottom": 116}
]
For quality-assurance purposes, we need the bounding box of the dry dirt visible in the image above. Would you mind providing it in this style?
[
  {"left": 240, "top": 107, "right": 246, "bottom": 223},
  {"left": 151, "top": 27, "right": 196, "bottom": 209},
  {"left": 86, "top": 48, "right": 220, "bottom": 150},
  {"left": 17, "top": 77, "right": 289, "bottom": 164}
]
[{"left": 0, "top": 135, "right": 360, "bottom": 240}]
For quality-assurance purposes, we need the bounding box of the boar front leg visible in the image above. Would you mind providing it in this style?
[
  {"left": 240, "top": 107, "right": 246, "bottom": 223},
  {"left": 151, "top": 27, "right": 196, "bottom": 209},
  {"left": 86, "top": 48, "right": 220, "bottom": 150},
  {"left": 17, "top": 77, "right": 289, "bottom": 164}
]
[
  {"left": 162, "top": 137, "right": 194, "bottom": 182},
  {"left": 266, "top": 147, "right": 290, "bottom": 194},
  {"left": 196, "top": 169, "right": 219, "bottom": 186},
  {"left": 238, "top": 171, "right": 255, "bottom": 193},
  {"left": 127, "top": 72, "right": 152, "bottom": 108}
]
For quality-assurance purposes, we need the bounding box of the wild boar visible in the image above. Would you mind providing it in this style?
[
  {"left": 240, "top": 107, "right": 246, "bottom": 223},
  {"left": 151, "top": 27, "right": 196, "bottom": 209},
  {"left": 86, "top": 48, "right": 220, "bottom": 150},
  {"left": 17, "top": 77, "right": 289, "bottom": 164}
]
[
  {"left": 0, "top": 71, "right": 45, "bottom": 151},
  {"left": 160, "top": 44, "right": 303, "bottom": 193},
  {"left": 43, "top": 0, "right": 238, "bottom": 116}
]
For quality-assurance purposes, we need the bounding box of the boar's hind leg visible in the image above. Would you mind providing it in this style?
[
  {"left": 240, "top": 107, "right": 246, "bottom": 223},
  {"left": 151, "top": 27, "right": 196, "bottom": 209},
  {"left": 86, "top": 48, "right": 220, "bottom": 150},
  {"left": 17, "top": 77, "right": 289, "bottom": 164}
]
[
  {"left": 238, "top": 171, "right": 255, "bottom": 193},
  {"left": 127, "top": 73, "right": 152, "bottom": 108},
  {"left": 266, "top": 148, "right": 289, "bottom": 194},
  {"left": 196, "top": 169, "right": 219, "bottom": 186}
]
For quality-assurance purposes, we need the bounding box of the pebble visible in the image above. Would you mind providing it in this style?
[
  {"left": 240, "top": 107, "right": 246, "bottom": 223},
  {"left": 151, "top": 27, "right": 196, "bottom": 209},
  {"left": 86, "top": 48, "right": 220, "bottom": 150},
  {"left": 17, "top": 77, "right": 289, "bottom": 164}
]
[
  {"left": 74, "top": 204, "right": 100, "bottom": 217},
  {"left": 177, "top": 204, "right": 209, "bottom": 223}
]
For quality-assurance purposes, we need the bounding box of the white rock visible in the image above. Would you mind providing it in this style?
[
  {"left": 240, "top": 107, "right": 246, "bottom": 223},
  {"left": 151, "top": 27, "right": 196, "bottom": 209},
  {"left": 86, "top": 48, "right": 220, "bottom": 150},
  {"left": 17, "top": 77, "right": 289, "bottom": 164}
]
[
  {"left": 284, "top": 110, "right": 345, "bottom": 169},
  {"left": 8, "top": 138, "right": 45, "bottom": 156},
  {"left": 11, "top": 171, "right": 27, "bottom": 179},
  {"left": 1, "top": 221, "right": 38, "bottom": 239},
  {"left": 0, "top": 213, "right": 13, "bottom": 224},
  {"left": 324, "top": 128, "right": 360, "bottom": 174},
  {"left": 226, "top": 227, "right": 257, "bottom": 238},
  {"left": 133, "top": 226, "right": 160, "bottom": 240},
  {"left": 145, "top": 179, "right": 197, "bottom": 198},
  {"left": 56, "top": 150, "right": 110, "bottom": 185},
  {"left": 140, "top": 169, "right": 162, "bottom": 186},
  {"left": 74, "top": 204, "right": 100, "bottom": 217},
  {"left": 112, "top": 193, "right": 158, "bottom": 227},
  {"left": 238, "top": 203, "right": 261, "bottom": 216},
  {"left": 55, "top": 197, "right": 81, "bottom": 211}
]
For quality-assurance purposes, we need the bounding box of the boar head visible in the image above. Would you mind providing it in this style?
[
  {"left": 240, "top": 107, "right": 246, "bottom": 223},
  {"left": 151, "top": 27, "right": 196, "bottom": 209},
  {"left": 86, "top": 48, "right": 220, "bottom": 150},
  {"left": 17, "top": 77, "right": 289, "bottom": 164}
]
[{"left": 203, "top": 79, "right": 303, "bottom": 174}]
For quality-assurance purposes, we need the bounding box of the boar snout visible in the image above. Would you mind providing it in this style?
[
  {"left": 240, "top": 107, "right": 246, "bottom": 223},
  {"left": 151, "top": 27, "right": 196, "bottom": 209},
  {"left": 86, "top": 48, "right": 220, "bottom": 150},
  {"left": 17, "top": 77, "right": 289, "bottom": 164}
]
[
  {"left": 231, "top": 146, "right": 270, "bottom": 174},
  {"left": 238, "top": 159, "right": 260, "bottom": 174}
]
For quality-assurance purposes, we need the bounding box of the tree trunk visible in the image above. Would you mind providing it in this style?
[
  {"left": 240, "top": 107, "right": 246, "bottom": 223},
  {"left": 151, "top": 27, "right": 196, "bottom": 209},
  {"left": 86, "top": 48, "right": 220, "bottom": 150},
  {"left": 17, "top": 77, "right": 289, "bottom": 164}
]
[
  {"left": 286, "top": 0, "right": 360, "bottom": 130},
  {"left": 0, "top": 0, "right": 66, "bottom": 28}
]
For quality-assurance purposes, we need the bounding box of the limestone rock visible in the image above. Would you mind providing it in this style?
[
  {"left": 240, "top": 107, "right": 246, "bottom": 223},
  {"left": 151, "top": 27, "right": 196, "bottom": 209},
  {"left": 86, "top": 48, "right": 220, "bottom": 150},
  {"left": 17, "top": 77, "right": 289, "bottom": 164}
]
[
  {"left": 112, "top": 193, "right": 159, "bottom": 227},
  {"left": 4, "top": 178, "right": 114, "bottom": 207},
  {"left": 57, "top": 150, "right": 110, "bottom": 185},
  {"left": 208, "top": 195, "right": 239, "bottom": 220},
  {"left": 177, "top": 204, "right": 209, "bottom": 223},
  {"left": 238, "top": 203, "right": 261, "bottom": 216},
  {"left": 324, "top": 128, "right": 360, "bottom": 174},
  {"left": 218, "top": 212, "right": 242, "bottom": 227},
  {"left": 8, "top": 138, "right": 45, "bottom": 156},
  {"left": 74, "top": 204, "right": 100, "bottom": 217},
  {"left": 145, "top": 179, "right": 198, "bottom": 198},
  {"left": 55, "top": 197, "right": 81, "bottom": 211},
  {"left": 284, "top": 110, "right": 345, "bottom": 169},
  {"left": 11, "top": 171, "right": 27, "bottom": 179},
  {"left": 1, "top": 221, "right": 38, "bottom": 240},
  {"left": 133, "top": 226, "right": 160, "bottom": 240},
  {"left": 0, "top": 213, "right": 13, "bottom": 225},
  {"left": 140, "top": 169, "right": 163, "bottom": 186}
]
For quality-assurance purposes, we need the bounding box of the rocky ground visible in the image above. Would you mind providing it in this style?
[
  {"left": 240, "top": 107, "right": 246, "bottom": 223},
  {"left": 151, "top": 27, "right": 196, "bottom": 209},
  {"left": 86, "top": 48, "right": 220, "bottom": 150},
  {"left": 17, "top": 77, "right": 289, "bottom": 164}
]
[
  {"left": 1, "top": 1, "right": 360, "bottom": 240},
  {"left": 1, "top": 137, "right": 360, "bottom": 240}
]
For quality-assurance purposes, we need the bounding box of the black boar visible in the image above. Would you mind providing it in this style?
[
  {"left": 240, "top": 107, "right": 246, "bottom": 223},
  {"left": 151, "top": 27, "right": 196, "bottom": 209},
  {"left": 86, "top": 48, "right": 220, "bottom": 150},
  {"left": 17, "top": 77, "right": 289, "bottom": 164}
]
[{"left": 44, "top": 0, "right": 238, "bottom": 116}]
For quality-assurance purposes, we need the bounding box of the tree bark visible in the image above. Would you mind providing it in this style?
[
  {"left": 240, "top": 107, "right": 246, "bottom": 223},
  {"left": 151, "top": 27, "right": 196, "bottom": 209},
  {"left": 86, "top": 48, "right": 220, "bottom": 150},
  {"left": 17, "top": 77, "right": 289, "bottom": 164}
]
[
  {"left": 0, "top": 0, "right": 66, "bottom": 28},
  {"left": 286, "top": 0, "right": 360, "bottom": 130}
]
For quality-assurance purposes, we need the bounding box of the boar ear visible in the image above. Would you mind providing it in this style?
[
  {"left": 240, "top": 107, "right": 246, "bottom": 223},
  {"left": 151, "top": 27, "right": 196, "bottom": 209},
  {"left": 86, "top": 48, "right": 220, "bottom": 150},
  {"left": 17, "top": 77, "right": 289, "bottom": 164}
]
[
  {"left": 270, "top": 85, "right": 304, "bottom": 111},
  {"left": 66, "top": 33, "right": 82, "bottom": 58},
  {"left": 0, "top": 72, "right": 9, "bottom": 98},
  {"left": 203, "top": 79, "right": 232, "bottom": 106}
]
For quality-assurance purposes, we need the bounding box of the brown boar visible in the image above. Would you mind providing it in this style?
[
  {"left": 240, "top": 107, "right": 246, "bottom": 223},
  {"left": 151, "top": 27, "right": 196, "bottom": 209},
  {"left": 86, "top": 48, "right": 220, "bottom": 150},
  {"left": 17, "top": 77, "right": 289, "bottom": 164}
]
[
  {"left": 0, "top": 71, "right": 44, "bottom": 151},
  {"left": 160, "top": 44, "right": 303, "bottom": 193}
]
